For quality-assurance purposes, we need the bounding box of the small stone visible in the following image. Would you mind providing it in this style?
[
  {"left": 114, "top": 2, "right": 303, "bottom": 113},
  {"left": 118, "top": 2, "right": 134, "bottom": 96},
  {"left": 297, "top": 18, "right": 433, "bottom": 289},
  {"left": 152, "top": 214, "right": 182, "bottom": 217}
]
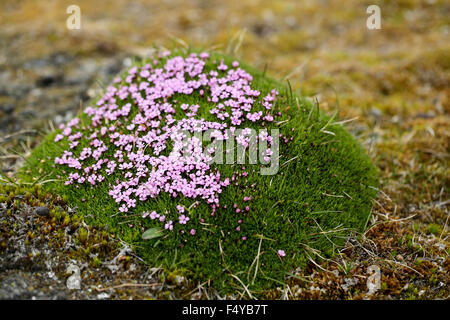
[
  {"left": 0, "top": 103, "right": 14, "bottom": 114},
  {"left": 97, "top": 292, "right": 110, "bottom": 300},
  {"left": 415, "top": 111, "right": 436, "bottom": 119},
  {"left": 36, "top": 69, "right": 62, "bottom": 87},
  {"left": 34, "top": 206, "right": 50, "bottom": 217},
  {"left": 396, "top": 254, "right": 404, "bottom": 261},
  {"left": 369, "top": 107, "right": 382, "bottom": 118},
  {"left": 175, "top": 275, "right": 185, "bottom": 285}
]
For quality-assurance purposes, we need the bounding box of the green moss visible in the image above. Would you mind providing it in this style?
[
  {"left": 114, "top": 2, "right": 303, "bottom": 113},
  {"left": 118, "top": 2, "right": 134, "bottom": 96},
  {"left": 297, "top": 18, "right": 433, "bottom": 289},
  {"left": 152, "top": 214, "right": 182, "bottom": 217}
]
[
  {"left": 427, "top": 224, "right": 442, "bottom": 237},
  {"left": 19, "top": 49, "right": 378, "bottom": 296},
  {"left": 78, "top": 228, "right": 88, "bottom": 244}
]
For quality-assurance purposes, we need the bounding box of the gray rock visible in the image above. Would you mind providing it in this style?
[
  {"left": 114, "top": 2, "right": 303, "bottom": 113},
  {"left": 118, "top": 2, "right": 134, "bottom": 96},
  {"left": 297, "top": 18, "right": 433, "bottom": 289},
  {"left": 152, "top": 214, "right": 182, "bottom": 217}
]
[
  {"left": 35, "top": 68, "right": 63, "bottom": 87},
  {"left": 0, "top": 103, "right": 14, "bottom": 114},
  {"left": 34, "top": 206, "right": 50, "bottom": 217},
  {"left": 369, "top": 107, "right": 383, "bottom": 118}
]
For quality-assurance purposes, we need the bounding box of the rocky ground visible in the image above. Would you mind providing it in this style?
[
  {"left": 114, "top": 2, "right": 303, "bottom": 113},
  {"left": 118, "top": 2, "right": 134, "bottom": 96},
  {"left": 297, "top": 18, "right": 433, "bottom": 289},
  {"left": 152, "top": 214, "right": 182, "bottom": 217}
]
[
  {"left": 0, "top": 0, "right": 448, "bottom": 299},
  {"left": 0, "top": 185, "right": 192, "bottom": 299}
]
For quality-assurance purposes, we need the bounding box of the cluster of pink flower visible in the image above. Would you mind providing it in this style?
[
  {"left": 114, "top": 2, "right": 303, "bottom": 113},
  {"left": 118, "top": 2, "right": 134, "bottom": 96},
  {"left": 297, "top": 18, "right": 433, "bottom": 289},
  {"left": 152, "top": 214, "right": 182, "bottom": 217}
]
[{"left": 53, "top": 51, "right": 280, "bottom": 235}]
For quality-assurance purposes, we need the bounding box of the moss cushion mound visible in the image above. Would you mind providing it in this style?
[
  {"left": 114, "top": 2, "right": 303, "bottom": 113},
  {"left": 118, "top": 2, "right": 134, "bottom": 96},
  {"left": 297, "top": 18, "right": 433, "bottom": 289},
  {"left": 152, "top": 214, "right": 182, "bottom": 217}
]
[{"left": 21, "top": 49, "right": 378, "bottom": 294}]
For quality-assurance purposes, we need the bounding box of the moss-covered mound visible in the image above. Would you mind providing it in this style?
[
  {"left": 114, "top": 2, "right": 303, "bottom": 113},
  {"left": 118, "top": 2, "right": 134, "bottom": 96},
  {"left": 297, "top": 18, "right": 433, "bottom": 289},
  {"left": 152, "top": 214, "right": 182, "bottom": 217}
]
[{"left": 20, "top": 49, "right": 378, "bottom": 295}]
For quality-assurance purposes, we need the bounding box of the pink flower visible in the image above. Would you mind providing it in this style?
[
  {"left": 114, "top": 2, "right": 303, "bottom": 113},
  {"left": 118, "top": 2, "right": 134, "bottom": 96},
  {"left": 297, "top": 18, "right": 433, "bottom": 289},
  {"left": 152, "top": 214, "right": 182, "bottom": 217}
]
[
  {"left": 165, "top": 220, "right": 173, "bottom": 231},
  {"left": 278, "top": 250, "right": 286, "bottom": 257},
  {"left": 51, "top": 51, "right": 283, "bottom": 245},
  {"left": 179, "top": 215, "right": 190, "bottom": 224},
  {"left": 150, "top": 211, "right": 159, "bottom": 220},
  {"left": 54, "top": 134, "right": 64, "bottom": 142}
]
